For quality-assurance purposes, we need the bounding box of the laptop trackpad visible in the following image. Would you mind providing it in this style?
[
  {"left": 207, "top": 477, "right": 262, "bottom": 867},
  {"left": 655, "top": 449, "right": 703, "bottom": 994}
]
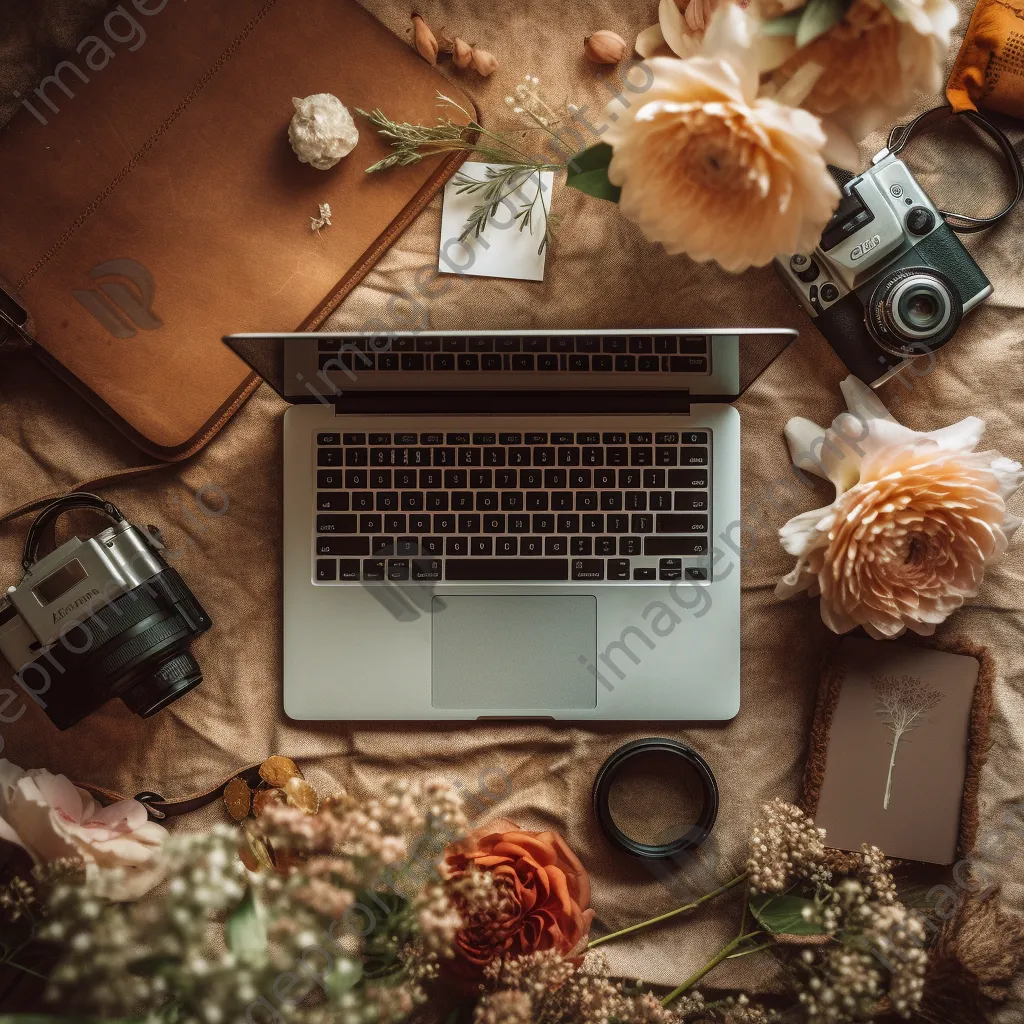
[{"left": 431, "top": 596, "right": 597, "bottom": 711}]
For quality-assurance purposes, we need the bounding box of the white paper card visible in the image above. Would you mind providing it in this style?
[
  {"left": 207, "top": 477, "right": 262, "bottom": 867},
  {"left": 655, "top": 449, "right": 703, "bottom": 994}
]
[{"left": 437, "top": 163, "right": 553, "bottom": 282}]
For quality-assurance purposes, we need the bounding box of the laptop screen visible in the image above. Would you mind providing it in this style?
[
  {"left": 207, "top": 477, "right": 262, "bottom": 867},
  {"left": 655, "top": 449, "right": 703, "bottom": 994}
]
[{"left": 224, "top": 329, "right": 795, "bottom": 409}]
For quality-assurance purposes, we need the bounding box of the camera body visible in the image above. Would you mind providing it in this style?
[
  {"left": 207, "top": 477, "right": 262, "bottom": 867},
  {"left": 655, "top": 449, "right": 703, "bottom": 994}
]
[
  {"left": 0, "top": 499, "right": 211, "bottom": 729},
  {"left": 776, "top": 150, "right": 992, "bottom": 387}
]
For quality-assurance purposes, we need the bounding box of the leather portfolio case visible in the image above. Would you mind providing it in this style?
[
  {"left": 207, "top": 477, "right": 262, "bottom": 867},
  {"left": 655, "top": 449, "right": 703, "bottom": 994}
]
[{"left": 0, "top": 0, "right": 472, "bottom": 459}]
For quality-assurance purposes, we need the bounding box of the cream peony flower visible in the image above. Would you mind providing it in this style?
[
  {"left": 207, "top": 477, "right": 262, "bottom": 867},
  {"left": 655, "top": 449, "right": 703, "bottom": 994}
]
[
  {"left": 758, "top": 0, "right": 958, "bottom": 140},
  {"left": 777, "top": 376, "right": 1024, "bottom": 639},
  {"left": 607, "top": 6, "right": 840, "bottom": 271},
  {"left": 637, "top": 0, "right": 727, "bottom": 58},
  {"left": 0, "top": 760, "right": 168, "bottom": 899}
]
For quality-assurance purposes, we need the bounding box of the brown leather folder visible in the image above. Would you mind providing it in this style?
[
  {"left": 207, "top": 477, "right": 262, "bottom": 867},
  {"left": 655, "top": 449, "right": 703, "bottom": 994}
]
[{"left": 0, "top": 0, "right": 472, "bottom": 459}]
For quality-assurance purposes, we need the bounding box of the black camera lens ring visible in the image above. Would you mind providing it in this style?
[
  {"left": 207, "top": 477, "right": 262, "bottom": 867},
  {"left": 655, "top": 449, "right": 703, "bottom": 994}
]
[
  {"left": 592, "top": 738, "right": 719, "bottom": 859},
  {"left": 22, "top": 492, "right": 124, "bottom": 570},
  {"left": 866, "top": 267, "right": 963, "bottom": 360}
]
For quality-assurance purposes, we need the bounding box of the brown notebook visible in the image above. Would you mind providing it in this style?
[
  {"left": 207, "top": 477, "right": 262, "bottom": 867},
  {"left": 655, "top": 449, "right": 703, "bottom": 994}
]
[
  {"left": 0, "top": 0, "right": 472, "bottom": 459},
  {"left": 802, "top": 637, "right": 993, "bottom": 866}
]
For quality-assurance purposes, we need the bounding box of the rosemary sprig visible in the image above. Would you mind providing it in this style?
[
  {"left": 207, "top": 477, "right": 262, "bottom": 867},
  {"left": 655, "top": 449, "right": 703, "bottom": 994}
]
[{"left": 357, "top": 94, "right": 561, "bottom": 253}]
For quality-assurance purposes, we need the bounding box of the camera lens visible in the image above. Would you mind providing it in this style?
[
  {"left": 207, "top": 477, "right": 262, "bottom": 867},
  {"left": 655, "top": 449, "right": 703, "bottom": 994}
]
[
  {"left": 866, "top": 268, "right": 962, "bottom": 358},
  {"left": 121, "top": 651, "right": 203, "bottom": 718}
]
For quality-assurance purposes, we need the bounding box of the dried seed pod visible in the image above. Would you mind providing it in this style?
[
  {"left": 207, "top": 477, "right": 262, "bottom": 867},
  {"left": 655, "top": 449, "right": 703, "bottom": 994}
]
[
  {"left": 452, "top": 37, "right": 473, "bottom": 70},
  {"left": 253, "top": 787, "right": 287, "bottom": 818},
  {"left": 259, "top": 755, "right": 302, "bottom": 788},
  {"left": 412, "top": 14, "right": 438, "bottom": 64},
  {"left": 241, "top": 823, "right": 275, "bottom": 872},
  {"left": 284, "top": 776, "right": 320, "bottom": 815},
  {"left": 223, "top": 776, "right": 252, "bottom": 822},
  {"left": 471, "top": 47, "right": 499, "bottom": 76},
  {"left": 584, "top": 30, "right": 628, "bottom": 64}
]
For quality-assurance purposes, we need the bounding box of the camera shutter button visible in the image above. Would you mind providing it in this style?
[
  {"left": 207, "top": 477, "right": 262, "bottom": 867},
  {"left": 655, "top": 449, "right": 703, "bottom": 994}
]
[
  {"left": 906, "top": 206, "right": 935, "bottom": 236},
  {"left": 789, "top": 254, "right": 820, "bottom": 283},
  {"left": 889, "top": 183, "right": 904, "bottom": 198},
  {"left": 820, "top": 283, "right": 840, "bottom": 303}
]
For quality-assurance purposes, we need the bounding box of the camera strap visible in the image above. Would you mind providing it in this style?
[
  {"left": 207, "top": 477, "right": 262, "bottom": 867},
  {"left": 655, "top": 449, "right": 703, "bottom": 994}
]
[{"left": 882, "top": 105, "right": 1024, "bottom": 233}]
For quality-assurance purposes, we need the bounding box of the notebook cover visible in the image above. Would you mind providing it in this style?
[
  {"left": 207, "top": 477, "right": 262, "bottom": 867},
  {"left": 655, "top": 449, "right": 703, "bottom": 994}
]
[
  {"left": 0, "top": 0, "right": 474, "bottom": 458},
  {"left": 800, "top": 637, "right": 994, "bottom": 866}
]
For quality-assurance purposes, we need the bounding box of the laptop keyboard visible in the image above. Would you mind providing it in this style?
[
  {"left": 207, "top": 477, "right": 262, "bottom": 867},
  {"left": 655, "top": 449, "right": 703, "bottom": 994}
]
[
  {"left": 317, "top": 333, "right": 710, "bottom": 374},
  {"left": 313, "top": 429, "right": 711, "bottom": 584}
]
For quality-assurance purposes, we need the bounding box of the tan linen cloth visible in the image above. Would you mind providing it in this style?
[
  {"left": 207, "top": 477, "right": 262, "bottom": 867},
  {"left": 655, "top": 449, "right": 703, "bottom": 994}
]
[{"left": 2, "top": 0, "right": 1024, "bottom": 1003}]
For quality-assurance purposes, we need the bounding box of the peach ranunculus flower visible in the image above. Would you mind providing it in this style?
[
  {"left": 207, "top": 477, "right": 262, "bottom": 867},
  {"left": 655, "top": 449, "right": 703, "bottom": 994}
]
[
  {"left": 777, "top": 376, "right": 1024, "bottom": 639},
  {"left": 756, "top": 0, "right": 958, "bottom": 140},
  {"left": 0, "top": 759, "right": 168, "bottom": 899},
  {"left": 607, "top": 5, "right": 840, "bottom": 272},
  {"left": 442, "top": 819, "right": 595, "bottom": 983}
]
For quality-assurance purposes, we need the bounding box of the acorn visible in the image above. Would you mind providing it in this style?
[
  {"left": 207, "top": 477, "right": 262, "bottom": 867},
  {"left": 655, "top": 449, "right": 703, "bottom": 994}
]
[{"left": 584, "top": 29, "right": 627, "bottom": 64}]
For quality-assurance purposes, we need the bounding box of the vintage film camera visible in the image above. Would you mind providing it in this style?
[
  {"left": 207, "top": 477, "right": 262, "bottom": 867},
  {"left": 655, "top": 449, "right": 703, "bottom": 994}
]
[
  {"left": 776, "top": 108, "right": 1022, "bottom": 387},
  {"left": 0, "top": 494, "right": 212, "bottom": 729}
]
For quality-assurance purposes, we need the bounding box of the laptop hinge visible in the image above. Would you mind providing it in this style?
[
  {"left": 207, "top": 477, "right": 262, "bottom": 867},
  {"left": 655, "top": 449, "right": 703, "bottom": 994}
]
[{"left": 331, "top": 390, "right": 691, "bottom": 416}]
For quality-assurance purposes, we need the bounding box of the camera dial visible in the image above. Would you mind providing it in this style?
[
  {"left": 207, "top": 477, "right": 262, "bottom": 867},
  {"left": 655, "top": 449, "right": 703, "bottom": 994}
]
[{"left": 866, "top": 268, "right": 962, "bottom": 358}]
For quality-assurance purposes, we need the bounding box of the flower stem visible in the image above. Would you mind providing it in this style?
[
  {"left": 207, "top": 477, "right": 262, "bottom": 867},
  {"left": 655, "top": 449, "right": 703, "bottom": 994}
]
[
  {"left": 587, "top": 873, "right": 747, "bottom": 950},
  {"left": 1, "top": 957, "right": 48, "bottom": 981},
  {"left": 661, "top": 930, "right": 764, "bottom": 1006}
]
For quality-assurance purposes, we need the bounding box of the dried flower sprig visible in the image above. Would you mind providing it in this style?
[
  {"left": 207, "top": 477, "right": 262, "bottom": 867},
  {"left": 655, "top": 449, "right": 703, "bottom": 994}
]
[{"left": 359, "top": 88, "right": 566, "bottom": 254}]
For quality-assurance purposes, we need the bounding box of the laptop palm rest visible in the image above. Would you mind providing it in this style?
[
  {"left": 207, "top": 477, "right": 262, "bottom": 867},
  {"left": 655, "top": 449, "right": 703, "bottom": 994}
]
[{"left": 430, "top": 596, "right": 597, "bottom": 712}]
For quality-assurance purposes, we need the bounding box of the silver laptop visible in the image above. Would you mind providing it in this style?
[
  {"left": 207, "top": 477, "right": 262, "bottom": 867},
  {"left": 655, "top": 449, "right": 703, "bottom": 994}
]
[{"left": 224, "top": 329, "right": 794, "bottom": 721}]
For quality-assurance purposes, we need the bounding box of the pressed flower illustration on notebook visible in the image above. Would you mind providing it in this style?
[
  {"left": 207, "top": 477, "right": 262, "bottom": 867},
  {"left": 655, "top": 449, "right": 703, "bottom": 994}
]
[{"left": 872, "top": 675, "right": 943, "bottom": 810}]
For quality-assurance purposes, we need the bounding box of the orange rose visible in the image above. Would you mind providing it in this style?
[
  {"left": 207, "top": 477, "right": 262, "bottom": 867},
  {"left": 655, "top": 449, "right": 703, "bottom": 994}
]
[{"left": 443, "top": 819, "right": 595, "bottom": 983}]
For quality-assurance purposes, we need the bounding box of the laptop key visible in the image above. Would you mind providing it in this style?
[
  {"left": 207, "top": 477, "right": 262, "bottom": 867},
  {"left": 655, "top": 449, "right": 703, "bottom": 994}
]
[
  {"left": 545, "top": 536, "right": 569, "bottom": 556},
  {"left": 409, "top": 514, "right": 430, "bottom": 532},
  {"left": 317, "top": 537, "right": 369, "bottom": 556},
  {"left": 571, "top": 559, "right": 604, "bottom": 580},
  {"left": 632, "top": 514, "right": 654, "bottom": 533},
  {"left": 472, "top": 537, "right": 493, "bottom": 556},
  {"left": 384, "top": 514, "right": 406, "bottom": 533},
  {"left": 433, "top": 447, "right": 457, "bottom": 466},
  {"left": 633, "top": 567, "right": 657, "bottom": 580},
  {"left": 596, "top": 537, "right": 616, "bottom": 555},
  {"left": 483, "top": 514, "right": 506, "bottom": 533},
  {"left": 484, "top": 447, "right": 506, "bottom": 467},
  {"left": 477, "top": 492, "right": 500, "bottom": 512},
  {"left": 608, "top": 558, "right": 631, "bottom": 580},
  {"left": 446, "top": 536, "right": 469, "bottom": 556},
  {"left": 498, "top": 433, "right": 522, "bottom": 444},
  {"left": 376, "top": 491, "right": 399, "bottom": 511},
  {"left": 650, "top": 492, "right": 672, "bottom": 510},
  {"left": 619, "top": 537, "right": 642, "bottom": 556},
  {"left": 434, "top": 514, "right": 456, "bottom": 533},
  {"left": 317, "top": 448, "right": 343, "bottom": 466},
  {"left": 582, "top": 514, "right": 604, "bottom": 532},
  {"left": 481, "top": 354, "right": 503, "bottom": 371},
  {"left": 520, "top": 536, "right": 543, "bottom": 556},
  {"left": 607, "top": 514, "right": 629, "bottom": 532},
  {"left": 680, "top": 447, "right": 709, "bottom": 466},
  {"left": 317, "top": 514, "right": 357, "bottom": 533},
  {"left": 533, "top": 514, "right": 555, "bottom": 533},
  {"left": 419, "top": 469, "right": 442, "bottom": 488},
  {"left": 495, "top": 536, "right": 517, "bottom": 556},
  {"left": 338, "top": 560, "right": 361, "bottom": 581},
  {"left": 470, "top": 470, "right": 493, "bottom": 488},
  {"left": 501, "top": 491, "right": 524, "bottom": 511},
  {"left": 582, "top": 448, "right": 604, "bottom": 467},
  {"left": 362, "top": 559, "right": 386, "bottom": 581},
  {"left": 387, "top": 560, "right": 410, "bottom": 581},
  {"left": 315, "top": 559, "right": 337, "bottom": 581},
  {"left": 571, "top": 536, "right": 592, "bottom": 556},
  {"left": 426, "top": 492, "right": 449, "bottom": 511},
  {"left": 551, "top": 492, "right": 574, "bottom": 510},
  {"left": 668, "top": 470, "right": 709, "bottom": 488},
  {"left": 675, "top": 492, "right": 709, "bottom": 511},
  {"left": 655, "top": 514, "right": 709, "bottom": 533},
  {"left": 600, "top": 492, "right": 624, "bottom": 511},
  {"left": 413, "top": 558, "right": 442, "bottom": 581},
  {"left": 656, "top": 447, "right": 679, "bottom": 466},
  {"left": 458, "top": 514, "right": 481, "bottom": 533},
  {"left": 682, "top": 431, "right": 709, "bottom": 444},
  {"left": 446, "top": 559, "right": 569, "bottom": 581},
  {"left": 317, "top": 470, "right": 344, "bottom": 488},
  {"left": 645, "top": 537, "right": 709, "bottom": 556},
  {"left": 451, "top": 492, "right": 473, "bottom": 511},
  {"left": 625, "top": 492, "right": 647, "bottom": 511},
  {"left": 421, "top": 536, "right": 443, "bottom": 555},
  {"left": 520, "top": 468, "right": 543, "bottom": 488},
  {"left": 526, "top": 492, "right": 549, "bottom": 511},
  {"left": 534, "top": 447, "right": 555, "bottom": 466},
  {"left": 576, "top": 491, "right": 599, "bottom": 511},
  {"left": 317, "top": 493, "right": 350, "bottom": 512},
  {"left": 685, "top": 567, "right": 708, "bottom": 581},
  {"left": 401, "top": 492, "right": 425, "bottom": 511}
]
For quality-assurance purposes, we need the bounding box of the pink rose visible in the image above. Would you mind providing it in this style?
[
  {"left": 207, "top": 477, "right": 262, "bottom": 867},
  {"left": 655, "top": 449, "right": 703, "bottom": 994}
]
[{"left": 0, "top": 759, "right": 167, "bottom": 900}]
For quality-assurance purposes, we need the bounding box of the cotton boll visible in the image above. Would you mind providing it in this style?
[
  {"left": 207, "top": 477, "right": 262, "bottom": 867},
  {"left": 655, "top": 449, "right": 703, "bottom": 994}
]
[{"left": 288, "top": 93, "right": 359, "bottom": 171}]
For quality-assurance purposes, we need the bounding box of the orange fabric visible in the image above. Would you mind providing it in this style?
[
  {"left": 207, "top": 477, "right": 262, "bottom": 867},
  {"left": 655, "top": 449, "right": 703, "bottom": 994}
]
[{"left": 947, "top": 0, "right": 1024, "bottom": 114}]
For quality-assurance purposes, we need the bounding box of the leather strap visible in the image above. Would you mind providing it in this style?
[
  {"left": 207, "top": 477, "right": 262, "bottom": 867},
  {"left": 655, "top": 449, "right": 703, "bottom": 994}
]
[
  {"left": 76, "top": 761, "right": 266, "bottom": 820},
  {"left": 0, "top": 463, "right": 173, "bottom": 529},
  {"left": 884, "top": 105, "right": 1024, "bottom": 233}
]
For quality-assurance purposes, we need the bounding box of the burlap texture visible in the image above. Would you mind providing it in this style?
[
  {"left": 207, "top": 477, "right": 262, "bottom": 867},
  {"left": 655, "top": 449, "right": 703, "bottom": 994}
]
[{"left": 1, "top": 0, "right": 1023, "bottom": 1005}]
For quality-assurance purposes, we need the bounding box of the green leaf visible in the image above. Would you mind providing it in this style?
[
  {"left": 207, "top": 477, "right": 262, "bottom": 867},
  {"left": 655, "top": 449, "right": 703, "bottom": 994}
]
[
  {"left": 749, "top": 893, "right": 826, "bottom": 935},
  {"left": 225, "top": 891, "right": 267, "bottom": 967},
  {"left": 322, "top": 958, "right": 363, "bottom": 998},
  {"left": 761, "top": 10, "right": 803, "bottom": 33},
  {"left": 566, "top": 143, "right": 621, "bottom": 203},
  {"left": 796, "top": 0, "right": 849, "bottom": 47}
]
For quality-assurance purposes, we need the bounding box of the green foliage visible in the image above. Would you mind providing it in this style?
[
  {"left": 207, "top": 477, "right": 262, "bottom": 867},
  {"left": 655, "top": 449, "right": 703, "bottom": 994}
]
[
  {"left": 795, "top": 0, "right": 853, "bottom": 46},
  {"left": 224, "top": 889, "right": 267, "bottom": 968},
  {"left": 749, "top": 893, "right": 827, "bottom": 936},
  {"left": 565, "top": 143, "right": 621, "bottom": 203}
]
